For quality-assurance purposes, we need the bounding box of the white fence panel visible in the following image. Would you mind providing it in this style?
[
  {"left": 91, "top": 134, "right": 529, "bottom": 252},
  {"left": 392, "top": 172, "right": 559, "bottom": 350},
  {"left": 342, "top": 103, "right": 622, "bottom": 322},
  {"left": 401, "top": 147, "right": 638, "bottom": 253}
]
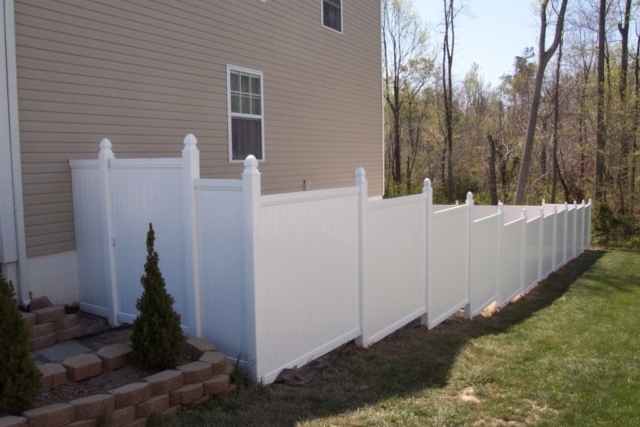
[
  {"left": 256, "top": 188, "right": 360, "bottom": 383},
  {"left": 555, "top": 209, "right": 566, "bottom": 267},
  {"left": 70, "top": 161, "right": 109, "bottom": 317},
  {"left": 428, "top": 205, "right": 470, "bottom": 328},
  {"left": 473, "top": 206, "right": 499, "bottom": 220},
  {"left": 196, "top": 179, "right": 246, "bottom": 361},
  {"left": 110, "top": 159, "right": 189, "bottom": 331},
  {"left": 577, "top": 205, "right": 584, "bottom": 252},
  {"left": 566, "top": 206, "right": 575, "bottom": 261},
  {"left": 469, "top": 213, "right": 501, "bottom": 317},
  {"left": 499, "top": 218, "right": 523, "bottom": 307},
  {"left": 362, "top": 195, "right": 427, "bottom": 346},
  {"left": 524, "top": 217, "right": 540, "bottom": 293},
  {"left": 542, "top": 211, "right": 555, "bottom": 277}
]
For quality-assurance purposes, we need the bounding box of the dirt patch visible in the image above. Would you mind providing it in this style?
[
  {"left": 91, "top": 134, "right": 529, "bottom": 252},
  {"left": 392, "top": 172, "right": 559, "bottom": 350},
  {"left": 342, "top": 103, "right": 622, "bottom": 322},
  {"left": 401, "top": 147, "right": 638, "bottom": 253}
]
[{"left": 459, "top": 386, "right": 480, "bottom": 403}]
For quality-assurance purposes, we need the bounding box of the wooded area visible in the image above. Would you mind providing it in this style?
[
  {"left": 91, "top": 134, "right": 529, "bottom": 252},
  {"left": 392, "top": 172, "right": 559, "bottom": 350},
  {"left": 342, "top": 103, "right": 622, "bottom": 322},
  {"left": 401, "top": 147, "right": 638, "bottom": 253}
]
[{"left": 382, "top": 0, "right": 640, "bottom": 244}]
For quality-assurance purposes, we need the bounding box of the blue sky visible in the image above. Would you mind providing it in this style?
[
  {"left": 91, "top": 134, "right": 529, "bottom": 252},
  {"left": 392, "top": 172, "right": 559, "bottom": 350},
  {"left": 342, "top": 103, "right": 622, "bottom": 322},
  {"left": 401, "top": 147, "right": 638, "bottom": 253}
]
[{"left": 415, "top": 0, "right": 539, "bottom": 87}]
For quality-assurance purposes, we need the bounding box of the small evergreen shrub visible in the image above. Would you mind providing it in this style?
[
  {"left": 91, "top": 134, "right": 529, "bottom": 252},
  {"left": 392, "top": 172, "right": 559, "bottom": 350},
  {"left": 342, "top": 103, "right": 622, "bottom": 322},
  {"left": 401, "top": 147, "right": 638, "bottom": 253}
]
[
  {"left": 0, "top": 265, "right": 41, "bottom": 415},
  {"left": 130, "top": 223, "right": 185, "bottom": 372}
]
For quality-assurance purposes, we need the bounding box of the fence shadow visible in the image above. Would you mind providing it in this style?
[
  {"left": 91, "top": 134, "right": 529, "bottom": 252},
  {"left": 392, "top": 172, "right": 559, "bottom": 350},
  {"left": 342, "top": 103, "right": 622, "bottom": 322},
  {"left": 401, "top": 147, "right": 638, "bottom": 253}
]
[{"left": 172, "top": 250, "right": 606, "bottom": 427}]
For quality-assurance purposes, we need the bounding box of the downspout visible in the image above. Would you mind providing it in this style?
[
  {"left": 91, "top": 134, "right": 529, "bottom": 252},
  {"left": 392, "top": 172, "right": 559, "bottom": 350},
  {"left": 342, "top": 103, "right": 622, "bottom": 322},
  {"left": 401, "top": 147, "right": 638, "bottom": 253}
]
[{"left": 5, "top": 0, "right": 28, "bottom": 307}]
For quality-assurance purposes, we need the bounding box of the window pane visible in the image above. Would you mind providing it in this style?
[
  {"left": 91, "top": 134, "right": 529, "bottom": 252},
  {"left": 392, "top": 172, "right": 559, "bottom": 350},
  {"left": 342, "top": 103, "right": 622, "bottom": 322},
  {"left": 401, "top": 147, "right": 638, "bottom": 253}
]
[
  {"left": 251, "top": 96, "right": 261, "bottom": 115},
  {"left": 232, "top": 118, "right": 262, "bottom": 160},
  {"left": 326, "top": 0, "right": 340, "bottom": 6},
  {"left": 251, "top": 76, "right": 261, "bottom": 95},
  {"left": 230, "top": 94, "right": 240, "bottom": 113},
  {"left": 241, "top": 95, "right": 251, "bottom": 114},
  {"left": 323, "top": 2, "right": 341, "bottom": 31},
  {"left": 241, "top": 74, "right": 250, "bottom": 93},
  {"left": 230, "top": 71, "right": 240, "bottom": 92}
]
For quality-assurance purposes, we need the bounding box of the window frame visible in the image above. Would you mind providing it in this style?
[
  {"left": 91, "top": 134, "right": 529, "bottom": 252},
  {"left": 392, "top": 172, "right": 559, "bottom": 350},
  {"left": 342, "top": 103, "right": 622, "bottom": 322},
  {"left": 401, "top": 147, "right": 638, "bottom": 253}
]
[
  {"left": 226, "top": 64, "right": 265, "bottom": 163},
  {"left": 321, "top": 0, "right": 343, "bottom": 34}
]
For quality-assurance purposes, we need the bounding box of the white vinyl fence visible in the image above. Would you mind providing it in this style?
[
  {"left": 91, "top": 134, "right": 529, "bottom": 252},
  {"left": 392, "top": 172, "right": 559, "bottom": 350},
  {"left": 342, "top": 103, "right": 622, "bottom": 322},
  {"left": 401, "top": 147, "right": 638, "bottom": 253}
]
[{"left": 70, "top": 135, "right": 592, "bottom": 383}]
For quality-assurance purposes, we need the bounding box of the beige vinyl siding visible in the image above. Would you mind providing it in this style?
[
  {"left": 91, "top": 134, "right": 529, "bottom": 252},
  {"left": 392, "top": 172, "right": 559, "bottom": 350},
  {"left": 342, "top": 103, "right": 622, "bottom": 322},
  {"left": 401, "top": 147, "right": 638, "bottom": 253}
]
[{"left": 15, "top": 0, "right": 383, "bottom": 258}]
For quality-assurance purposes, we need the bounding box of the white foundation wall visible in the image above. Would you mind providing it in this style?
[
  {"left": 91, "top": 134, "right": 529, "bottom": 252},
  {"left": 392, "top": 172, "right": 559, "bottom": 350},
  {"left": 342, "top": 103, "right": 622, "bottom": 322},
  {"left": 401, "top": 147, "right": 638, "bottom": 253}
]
[{"left": 26, "top": 250, "right": 79, "bottom": 305}]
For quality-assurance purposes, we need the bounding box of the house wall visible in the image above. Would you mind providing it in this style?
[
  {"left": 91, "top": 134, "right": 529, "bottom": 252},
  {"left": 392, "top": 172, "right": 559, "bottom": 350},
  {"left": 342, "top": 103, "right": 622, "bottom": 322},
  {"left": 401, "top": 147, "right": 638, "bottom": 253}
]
[{"left": 14, "top": 0, "right": 383, "bottom": 259}]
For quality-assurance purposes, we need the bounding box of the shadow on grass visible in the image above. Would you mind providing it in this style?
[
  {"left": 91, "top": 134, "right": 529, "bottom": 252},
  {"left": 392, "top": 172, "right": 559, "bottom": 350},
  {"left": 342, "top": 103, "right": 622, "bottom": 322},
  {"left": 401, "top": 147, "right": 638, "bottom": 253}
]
[{"left": 169, "top": 250, "right": 607, "bottom": 427}]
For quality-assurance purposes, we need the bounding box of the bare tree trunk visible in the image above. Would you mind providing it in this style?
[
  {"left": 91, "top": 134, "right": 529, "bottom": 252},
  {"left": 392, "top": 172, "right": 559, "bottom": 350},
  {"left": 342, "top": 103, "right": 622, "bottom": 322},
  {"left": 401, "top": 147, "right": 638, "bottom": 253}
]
[
  {"left": 514, "top": 0, "right": 569, "bottom": 204},
  {"left": 442, "top": 0, "right": 456, "bottom": 203},
  {"left": 551, "top": 39, "right": 563, "bottom": 203},
  {"left": 617, "top": 0, "right": 632, "bottom": 213},
  {"left": 595, "top": 0, "right": 607, "bottom": 202},
  {"left": 488, "top": 133, "right": 499, "bottom": 205},
  {"left": 632, "top": 34, "right": 640, "bottom": 212}
]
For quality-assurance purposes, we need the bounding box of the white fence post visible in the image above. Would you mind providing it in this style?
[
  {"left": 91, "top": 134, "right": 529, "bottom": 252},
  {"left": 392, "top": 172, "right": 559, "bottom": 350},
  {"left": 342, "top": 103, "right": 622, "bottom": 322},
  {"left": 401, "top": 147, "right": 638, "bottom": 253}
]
[
  {"left": 182, "top": 134, "right": 201, "bottom": 337},
  {"left": 580, "top": 200, "right": 586, "bottom": 252},
  {"left": 520, "top": 208, "right": 527, "bottom": 295},
  {"left": 563, "top": 202, "right": 568, "bottom": 264},
  {"left": 552, "top": 205, "right": 558, "bottom": 269},
  {"left": 242, "top": 155, "right": 263, "bottom": 381},
  {"left": 464, "top": 192, "right": 474, "bottom": 319},
  {"left": 538, "top": 205, "right": 544, "bottom": 282},
  {"left": 421, "top": 178, "right": 432, "bottom": 327},
  {"left": 587, "top": 198, "right": 592, "bottom": 248},
  {"left": 571, "top": 200, "right": 578, "bottom": 256},
  {"left": 496, "top": 202, "right": 504, "bottom": 307},
  {"left": 98, "top": 139, "right": 119, "bottom": 326},
  {"left": 354, "top": 167, "right": 368, "bottom": 347}
]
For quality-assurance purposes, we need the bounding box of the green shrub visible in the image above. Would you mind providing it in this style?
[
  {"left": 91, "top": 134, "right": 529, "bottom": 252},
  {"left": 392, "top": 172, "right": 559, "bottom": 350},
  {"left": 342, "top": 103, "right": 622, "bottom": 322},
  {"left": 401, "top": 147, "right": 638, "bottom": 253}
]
[
  {"left": 593, "top": 201, "right": 639, "bottom": 247},
  {"left": 0, "top": 265, "right": 41, "bottom": 415},
  {"left": 130, "top": 224, "right": 185, "bottom": 372}
]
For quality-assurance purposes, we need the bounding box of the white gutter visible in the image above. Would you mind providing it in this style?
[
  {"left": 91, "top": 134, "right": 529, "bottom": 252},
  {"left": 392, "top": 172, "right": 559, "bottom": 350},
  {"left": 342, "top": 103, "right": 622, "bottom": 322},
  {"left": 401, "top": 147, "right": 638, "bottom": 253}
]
[{"left": 5, "top": 0, "right": 28, "bottom": 307}]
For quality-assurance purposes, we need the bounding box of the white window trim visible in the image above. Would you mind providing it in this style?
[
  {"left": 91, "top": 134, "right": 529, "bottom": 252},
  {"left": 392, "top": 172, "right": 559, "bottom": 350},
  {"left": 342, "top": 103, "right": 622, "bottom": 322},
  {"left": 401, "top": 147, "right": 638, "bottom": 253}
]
[
  {"left": 226, "top": 64, "right": 265, "bottom": 163},
  {"left": 321, "top": 0, "right": 343, "bottom": 34}
]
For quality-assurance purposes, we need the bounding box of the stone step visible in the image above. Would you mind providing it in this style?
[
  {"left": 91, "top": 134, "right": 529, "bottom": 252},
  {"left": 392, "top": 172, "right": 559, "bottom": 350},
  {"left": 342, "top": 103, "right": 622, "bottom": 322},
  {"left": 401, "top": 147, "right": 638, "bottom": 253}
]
[
  {"left": 203, "top": 374, "right": 230, "bottom": 396},
  {"left": 62, "top": 353, "right": 102, "bottom": 382},
  {"left": 136, "top": 394, "right": 170, "bottom": 418},
  {"left": 170, "top": 383, "right": 203, "bottom": 406},
  {"left": 34, "top": 306, "right": 65, "bottom": 324},
  {"left": 144, "top": 370, "right": 184, "bottom": 396},
  {"left": 183, "top": 338, "right": 216, "bottom": 359},
  {"left": 177, "top": 361, "right": 212, "bottom": 384},
  {"left": 29, "top": 323, "right": 54, "bottom": 340},
  {"left": 0, "top": 416, "right": 27, "bottom": 427},
  {"left": 69, "top": 394, "right": 116, "bottom": 421},
  {"left": 38, "top": 363, "right": 68, "bottom": 391},
  {"left": 53, "top": 314, "right": 78, "bottom": 331},
  {"left": 21, "top": 312, "right": 37, "bottom": 329},
  {"left": 96, "top": 343, "right": 132, "bottom": 371},
  {"left": 110, "top": 383, "right": 151, "bottom": 409},
  {"left": 108, "top": 406, "right": 136, "bottom": 427},
  {"left": 29, "top": 296, "right": 53, "bottom": 312},
  {"left": 199, "top": 351, "right": 227, "bottom": 374},
  {"left": 55, "top": 324, "right": 82, "bottom": 343},
  {"left": 28, "top": 332, "right": 57, "bottom": 351},
  {"left": 23, "top": 403, "right": 75, "bottom": 427}
]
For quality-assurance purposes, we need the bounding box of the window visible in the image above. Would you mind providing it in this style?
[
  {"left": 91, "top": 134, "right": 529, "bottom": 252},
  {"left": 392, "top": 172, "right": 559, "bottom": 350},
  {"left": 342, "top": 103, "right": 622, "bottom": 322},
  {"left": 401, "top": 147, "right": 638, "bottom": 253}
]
[
  {"left": 322, "top": 0, "right": 342, "bottom": 33},
  {"left": 227, "top": 65, "right": 264, "bottom": 162}
]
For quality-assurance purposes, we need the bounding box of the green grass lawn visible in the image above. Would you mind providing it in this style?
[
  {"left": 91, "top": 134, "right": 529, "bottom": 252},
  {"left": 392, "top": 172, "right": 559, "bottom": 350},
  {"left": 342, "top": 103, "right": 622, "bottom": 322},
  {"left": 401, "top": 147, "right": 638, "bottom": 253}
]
[{"left": 158, "top": 250, "right": 640, "bottom": 426}]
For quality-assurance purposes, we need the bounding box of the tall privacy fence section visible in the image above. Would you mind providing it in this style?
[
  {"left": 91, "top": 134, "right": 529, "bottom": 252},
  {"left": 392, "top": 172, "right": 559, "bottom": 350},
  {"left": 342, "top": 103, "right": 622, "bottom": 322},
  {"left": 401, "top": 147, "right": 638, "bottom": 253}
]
[{"left": 70, "top": 135, "right": 592, "bottom": 383}]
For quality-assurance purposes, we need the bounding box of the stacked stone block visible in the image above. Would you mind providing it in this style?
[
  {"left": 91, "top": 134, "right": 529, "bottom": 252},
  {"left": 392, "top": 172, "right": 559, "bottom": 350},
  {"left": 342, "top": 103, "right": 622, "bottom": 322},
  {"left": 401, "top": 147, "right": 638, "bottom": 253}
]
[
  {"left": 3, "top": 339, "right": 234, "bottom": 427},
  {"left": 23, "top": 297, "right": 81, "bottom": 351}
]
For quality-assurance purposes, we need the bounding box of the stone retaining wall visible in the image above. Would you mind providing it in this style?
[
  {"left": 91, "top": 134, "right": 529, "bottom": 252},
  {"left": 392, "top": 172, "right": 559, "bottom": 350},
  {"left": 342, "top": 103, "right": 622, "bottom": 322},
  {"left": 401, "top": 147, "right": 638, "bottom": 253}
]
[
  {"left": 1, "top": 339, "right": 236, "bottom": 427},
  {"left": 23, "top": 297, "right": 81, "bottom": 351}
]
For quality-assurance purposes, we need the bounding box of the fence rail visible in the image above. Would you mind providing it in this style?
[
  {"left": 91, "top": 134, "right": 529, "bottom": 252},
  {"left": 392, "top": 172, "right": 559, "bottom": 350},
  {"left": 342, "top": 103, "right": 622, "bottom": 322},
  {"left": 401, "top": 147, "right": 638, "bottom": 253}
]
[{"left": 69, "top": 135, "right": 592, "bottom": 383}]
